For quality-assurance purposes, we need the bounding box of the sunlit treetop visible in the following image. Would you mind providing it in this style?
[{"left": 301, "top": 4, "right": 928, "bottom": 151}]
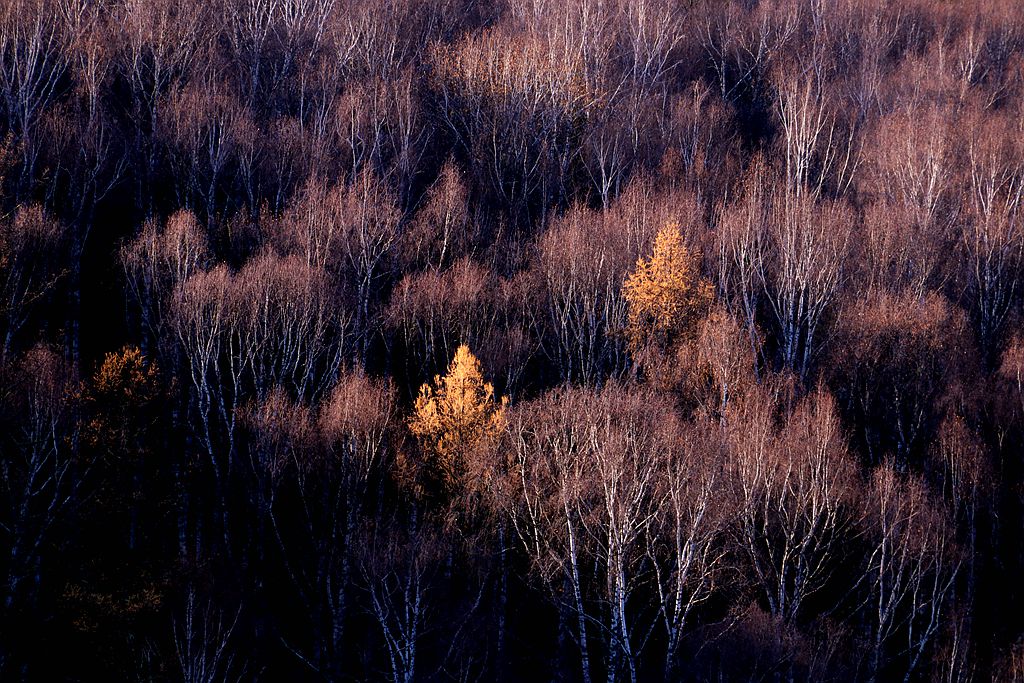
[
  {"left": 623, "top": 223, "right": 713, "bottom": 353},
  {"left": 409, "top": 344, "right": 506, "bottom": 497}
]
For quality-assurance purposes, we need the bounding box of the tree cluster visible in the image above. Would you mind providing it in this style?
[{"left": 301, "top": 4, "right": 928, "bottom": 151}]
[{"left": 2, "top": 0, "right": 1024, "bottom": 680}]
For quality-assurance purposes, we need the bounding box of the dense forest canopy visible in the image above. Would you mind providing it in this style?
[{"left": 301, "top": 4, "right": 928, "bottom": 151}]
[{"left": 2, "top": 0, "right": 1024, "bottom": 679}]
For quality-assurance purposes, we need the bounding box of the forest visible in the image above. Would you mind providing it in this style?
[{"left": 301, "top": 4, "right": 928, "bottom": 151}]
[{"left": 2, "top": 0, "right": 1024, "bottom": 680}]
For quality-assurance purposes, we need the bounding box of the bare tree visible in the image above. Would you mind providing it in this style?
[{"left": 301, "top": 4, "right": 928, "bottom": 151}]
[
  {"left": 855, "top": 105, "right": 956, "bottom": 299},
  {"left": 266, "top": 174, "right": 344, "bottom": 271},
  {"left": 702, "top": 2, "right": 796, "bottom": 107},
  {"left": 728, "top": 387, "right": 858, "bottom": 622},
  {"left": 960, "top": 109, "right": 1024, "bottom": 359},
  {"left": 337, "top": 168, "right": 402, "bottom": 364},
  {"left": 429, "top": 25, "right": 594, "bottom": 224},
  {"left": 507, "top": 384, "right": 679, "bottom": 683},
  {"left": 229, "top": 252, "right": 345, "bottom": 403},
  {"left": 772, "top": 57, "right": 860, "bottom": 200},
  {"left": 398, "top": 162, "right": 469, "bottom": 273},
  {"left": 859, "top": 465, "right": 961, "bottom": 683},
  {"left": 359, "top": 520, "right": 438, "bottom": 683},
  {"left": 647, "top": 416, "right": 729, "bottom": 680},
  {"left": 715, "top": 157, "right": 770, "bottom": 374},
  {"left": 0, "top": 205, "right": 63, "bottom": 362},
  {"left": 46, "top": 2, "right": 126, "bottom": 223},
  {"left": 172, "top": 588, "right": 245, "bottom": 683},
  {"left": 931, "top": 415, "right": 989, "bottom": 610},
  {"left": 171, "top": 264, "right": 233, "bottom": 549},
  {"left": 0, "top": 346, "right": 80, "bottom": 675},
  {"left": 678, "top": 307, "right": 760, "bottom": 422},
  {"left": 387, "top": 258, "right": 497, "bottom": 385},
  {"left": 122, "top": 210, "right": 211, "bottom": 358},
  {"left": 114, "top": 0, "right": 207, "bottom": 213},
  {"left": 505, "top": 387, "right": 600, "bottom": 683},
  {"left": 243, "top": 371, "right": 395, "bottom": 674},
  {"left": 160, "top": 79, "right": 246, "bottom": 221},
  {"left": 759, "top": 191, "right": 850, "bottom": 380},
  {"left": 537, "top": 203, "right": 639, "bottom": 384},
  {"left": 829, "top": 291, "right": 978, "bottom": 467},
  {"left": 0, "top": 0, "right": 68, "bottom": 195},
  {"left": 665, "top": 80, "right": 739, "bottom": 201}
]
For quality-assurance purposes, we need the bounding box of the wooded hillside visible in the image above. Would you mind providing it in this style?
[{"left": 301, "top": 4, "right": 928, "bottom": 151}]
[{"left": 2, "top": 0, "right": 1024, "bottom": 680}]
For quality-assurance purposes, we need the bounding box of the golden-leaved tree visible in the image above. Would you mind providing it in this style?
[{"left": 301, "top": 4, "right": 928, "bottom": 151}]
[
  {"left": 82, "top": 346, "right": 161, "bottom": 460},
  {"left": 68, "top": 347, "right": 165, "bottom": 647},
  {"left": 623, "top": 224, "right": 713, "bottom": 355},
  {"left": 408, "top": 344, "right": 506, "bottom": 501}
]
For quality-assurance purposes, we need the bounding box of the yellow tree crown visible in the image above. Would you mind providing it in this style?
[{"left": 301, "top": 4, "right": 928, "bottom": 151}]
[
  {"left": 409, "top": 344, "right": 506, "bottom": 496},
  {"left": 623, "top": 224, "right": 713, "bottom": 352}
]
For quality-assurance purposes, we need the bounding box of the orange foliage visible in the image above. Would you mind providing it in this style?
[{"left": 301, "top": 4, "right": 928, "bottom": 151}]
[
  {"left": 408, "top": 344, "right": 506, "bottom": 500},
  {"left": 623, "top": 223, "right": 713, "bottom": 355}
]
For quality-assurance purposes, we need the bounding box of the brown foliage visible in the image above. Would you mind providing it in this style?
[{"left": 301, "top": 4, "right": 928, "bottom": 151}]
[
  {"left": 81, "top": 346, "right": 160, "bottom": 455},
  {"left": 398, "top": 162, "right": 470, "bottom": 272},
  {"left": 676, "top": 306, "right": 760, "bottom": 420},
  {"left": 829, "top": 291, "right": 977, "bottom": 465},
  {"left": 0, "top": 205, "right": 63, "bottom": 359},
  {"left": 726, "top": 386, "right": 859, "bottom": 622},
  {"left": 8, "top": 0, "right": 1024, "bottom": 678}
]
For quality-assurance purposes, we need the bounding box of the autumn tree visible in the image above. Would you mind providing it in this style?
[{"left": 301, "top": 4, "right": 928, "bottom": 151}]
[
  {"left": 623, "top": 223, "right": 713, "bottom": 360},
  {"left": 408, "top": 344, "right": 505, "bottom": 504},
  {"left": 1, "top": 1, "right": 1023, "bottom": 678},
  {"left": 64, "top": 346, "right": 169, "bottom": 672},
  {"left": 80, "top": 346, "right": 161, "bottom": 534}
]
